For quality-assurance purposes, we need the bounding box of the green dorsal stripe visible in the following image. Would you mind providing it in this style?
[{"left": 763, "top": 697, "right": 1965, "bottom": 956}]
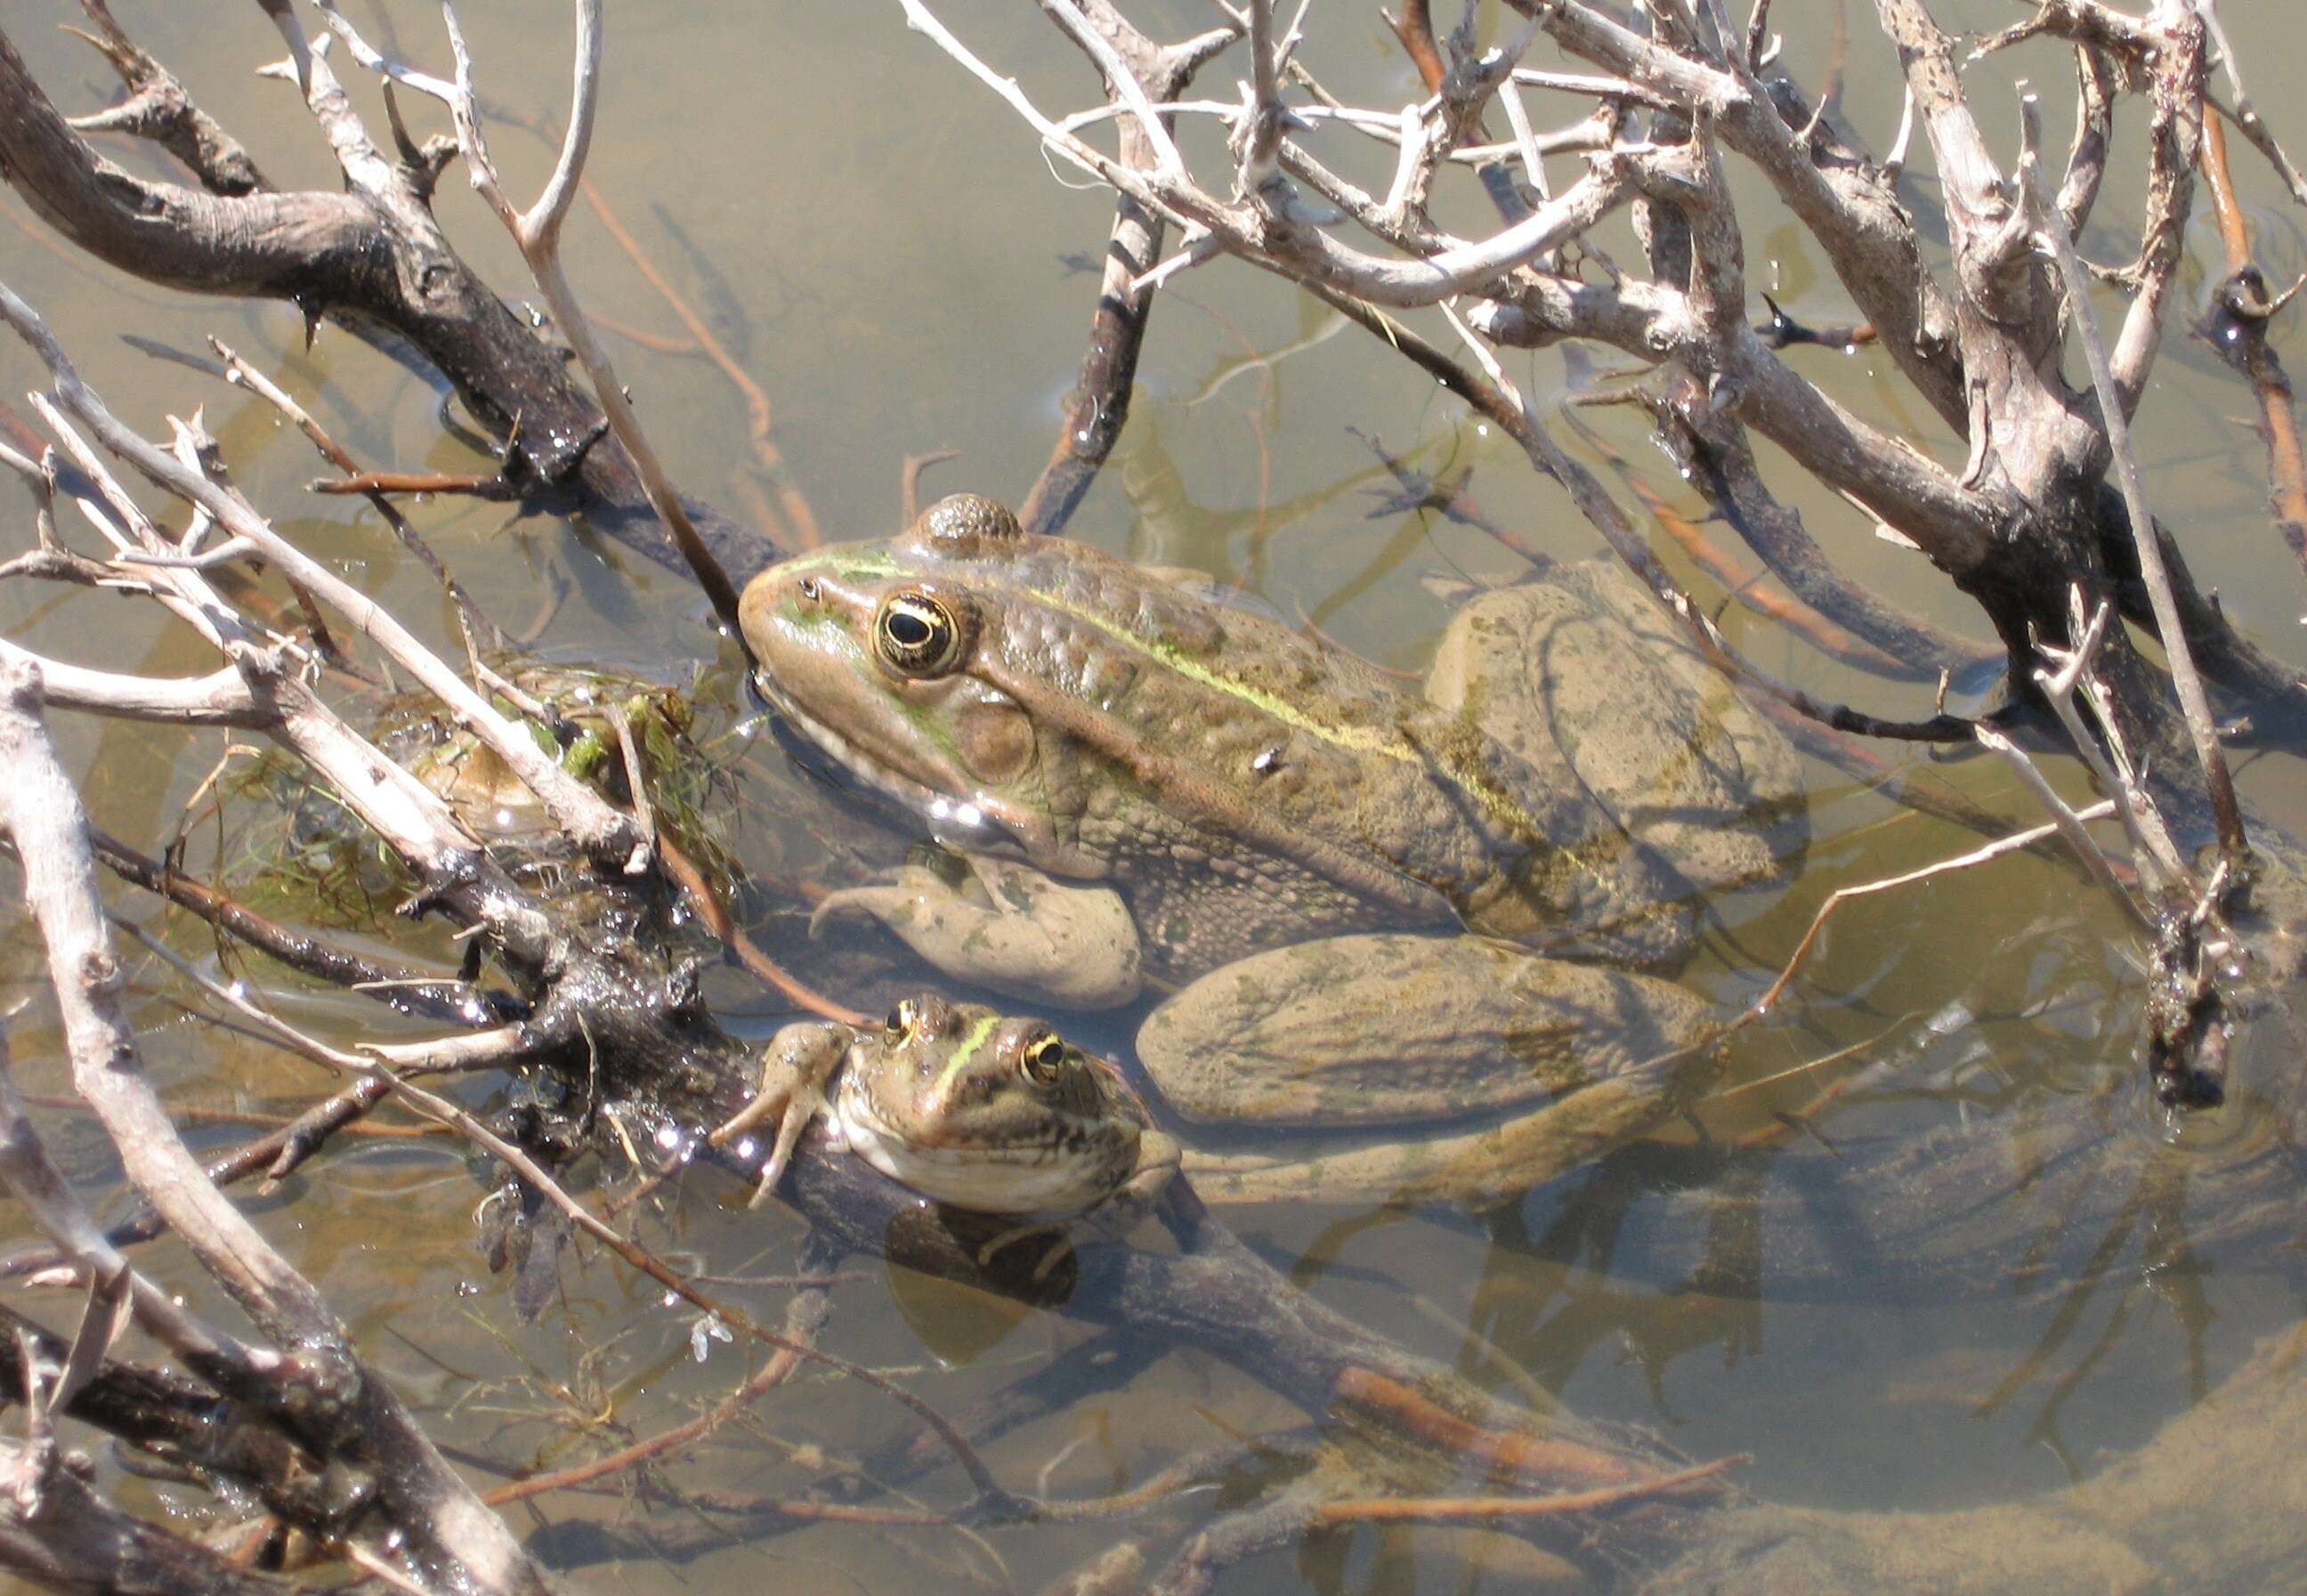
[
  {"left": 1016, "top": 582, "right": 1558, "bottom": 841},
  {"left": 780, "top": 549, "right": 903, "bottom": 580},
  {"left": 934, "top": 1014, "right": 1003, "bottom": 1098},
  {"left": 1020, "top": 583, "right": 1419, "bottom": 764}
]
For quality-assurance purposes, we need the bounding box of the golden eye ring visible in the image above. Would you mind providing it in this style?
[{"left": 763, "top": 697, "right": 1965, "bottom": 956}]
[
  {"left": 886, "top": 1000, "right": 919, "bottom": 1040},
  {"left": 872, "top": 590, "right": 967, "bottom": 677},
  {"left": 1016, "top": 1028, "right": 1069, "bottom": 1086}
]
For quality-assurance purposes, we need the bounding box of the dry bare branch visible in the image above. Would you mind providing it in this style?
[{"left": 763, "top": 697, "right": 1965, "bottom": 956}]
[
  {"left": 1021, "top": 4, "right": 1241, "bottom": 533},
  {"left": 310, "top": 0, "right": 743, "bottom": 632},
  {"left": 0, "top": 658, "right": 553, "bottom": 1594},
  {"left": 62, "top": 0, "right": 267, "bottom": 194},
  {"left": 2015, "top": 90, "right": 2246, "bottom": 865},
  {"left": 0, "top": 280, "right": 646, "bottom": 870}
]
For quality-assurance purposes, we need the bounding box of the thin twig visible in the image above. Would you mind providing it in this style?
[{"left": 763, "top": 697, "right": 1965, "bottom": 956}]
[
  {"left": 653, "top": 834, "right": 865, "bottom": 1025},
  {"left": 2015, "top": 92, "right": 2246, "bottom": 866},
  {"left": 1309, "top": 1454, "right": 1745, "bottom": 1524},
  {"left": 0, "top": 279, "right": 645, "bottom": 867},
  {"left": 2032, "top": 589, "right": 2190, "bottom": 891},
  {"left": 318, "top": 0, "right": 745, "bottom": 632},
  {"left": 2190, "top": 0, "right": 2307, "bottom": 207},
  {"left": 483, "top": 1286, "right": 825, "bottom": 1506},
  {"left": 1235, "top": 0, "right": 1283, "bottom": 197},
  {"left": 2194, "top": 110, "right": 2307, "bottom": 577},
  {"left": 1976, "top": 723, "right": 2149, "bottom": 929},
  {"left": 212, "top": 338, "right": 509, "bottom": 650},
  {"left": 1748, "top": 798, "right": 2120, "bottom": 1016}
]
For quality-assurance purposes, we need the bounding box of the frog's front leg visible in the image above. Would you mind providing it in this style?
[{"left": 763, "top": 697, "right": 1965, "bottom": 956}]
[
  {"left": 1111, "top": 1129, "right": 1183, "bottom": 1213},
  {"left": 708, "top": 1019, "right": 852, "bottom": 1207},
  {"left": 811, "top": 849, "right": 1143, "bottom": 1009}
]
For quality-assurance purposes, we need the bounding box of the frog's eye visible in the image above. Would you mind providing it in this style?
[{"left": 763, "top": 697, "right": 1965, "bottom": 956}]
[
  {"left": 1016, "top": 1028, "right": 1069, "bottom": 1086},
  {"left": 873, "top": 590, "right": 967, "bottom": 677},
  {"left": 886, "top": 999, "right": 920, "bottom": 1039}
]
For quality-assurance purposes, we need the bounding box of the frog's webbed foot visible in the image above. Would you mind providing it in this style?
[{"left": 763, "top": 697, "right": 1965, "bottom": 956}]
[
  {"left": 811, "top": 849, "right": 1143, "bottom": 1009},
  {"left": 708, "top": 1020, "right": 850, "bottom": 1208}
]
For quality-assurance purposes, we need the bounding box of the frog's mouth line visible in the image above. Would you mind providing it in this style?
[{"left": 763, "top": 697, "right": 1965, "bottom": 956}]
[{"left": 753, "top": 673, "right": 1048, "bottom": 862}]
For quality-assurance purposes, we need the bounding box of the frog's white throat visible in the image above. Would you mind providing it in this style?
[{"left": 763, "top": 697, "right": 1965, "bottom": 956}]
[{"left": 831, "top": 1068, "right": 1120, "bottom": 1218}]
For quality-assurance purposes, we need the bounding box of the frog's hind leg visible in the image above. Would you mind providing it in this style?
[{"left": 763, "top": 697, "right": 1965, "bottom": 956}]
[{"left": 1426, "top": 567, "right": 1805, "bottom": 960}]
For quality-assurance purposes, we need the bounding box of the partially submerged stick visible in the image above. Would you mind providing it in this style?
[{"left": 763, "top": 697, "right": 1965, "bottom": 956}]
[{"left": 2014, "top": 89, "right": 2247, "bottom": 870}]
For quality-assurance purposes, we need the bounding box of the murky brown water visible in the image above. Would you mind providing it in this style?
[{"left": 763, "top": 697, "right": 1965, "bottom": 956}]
[{"left": 4, "top": 1, "right": 2307, "bottom": 1591}]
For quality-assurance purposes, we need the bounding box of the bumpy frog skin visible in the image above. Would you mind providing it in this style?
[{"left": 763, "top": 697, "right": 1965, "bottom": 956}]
[
  {"left": 724, "top": 994, "right": 1178, "bottom": 1218},
  {"left": 738, "top": 495, "right": 1804, "bottom": 1175}
]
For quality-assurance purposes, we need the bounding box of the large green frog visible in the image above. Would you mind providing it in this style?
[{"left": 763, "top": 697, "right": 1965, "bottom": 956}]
[{"left": 738, "top": 495, "right": 1804, "bottom": 1197}]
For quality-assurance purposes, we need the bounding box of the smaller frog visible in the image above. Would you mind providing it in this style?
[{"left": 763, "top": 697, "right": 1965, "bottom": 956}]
[{"left": 716, "top": 994, "right": 1179, "bottom": 1220}]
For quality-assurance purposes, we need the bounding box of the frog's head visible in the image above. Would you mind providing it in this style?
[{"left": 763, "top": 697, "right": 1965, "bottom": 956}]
[
  {"left": 836, "top": 993, "right": 1145, "bottom": 1215},
  {"left": 739, "top": 493, "right": 1081, "bottom": 867}
]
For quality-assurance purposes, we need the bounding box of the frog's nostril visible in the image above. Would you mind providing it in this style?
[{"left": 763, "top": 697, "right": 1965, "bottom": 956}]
[{"left": 797, "top": 577, "right": 821, "bottom": 603}]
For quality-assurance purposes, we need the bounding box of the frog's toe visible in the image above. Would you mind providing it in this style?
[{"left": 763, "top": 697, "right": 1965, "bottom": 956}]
[
  {"left": 748, "top": 1080, "right": 828, "bottom": 1208},
  {"left": 973, "top": 1219, "right": 1072, "bottom": 1278},
  {"left": 714, "top": 1019, "right": 850, "bottom": 1208}
]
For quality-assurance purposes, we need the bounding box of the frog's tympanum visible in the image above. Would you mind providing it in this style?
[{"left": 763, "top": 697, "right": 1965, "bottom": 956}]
[
  {"left": 737, "top": 494, "right": 1805, "bottom": 1202},
  {"left": 724, "top": 994, "right": 1177, "bottom": 1219}
]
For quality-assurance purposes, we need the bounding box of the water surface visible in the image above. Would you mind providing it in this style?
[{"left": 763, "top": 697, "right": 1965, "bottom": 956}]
[{"left": 4, "top": 2, "right": 2306, "bottom": 1591}]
